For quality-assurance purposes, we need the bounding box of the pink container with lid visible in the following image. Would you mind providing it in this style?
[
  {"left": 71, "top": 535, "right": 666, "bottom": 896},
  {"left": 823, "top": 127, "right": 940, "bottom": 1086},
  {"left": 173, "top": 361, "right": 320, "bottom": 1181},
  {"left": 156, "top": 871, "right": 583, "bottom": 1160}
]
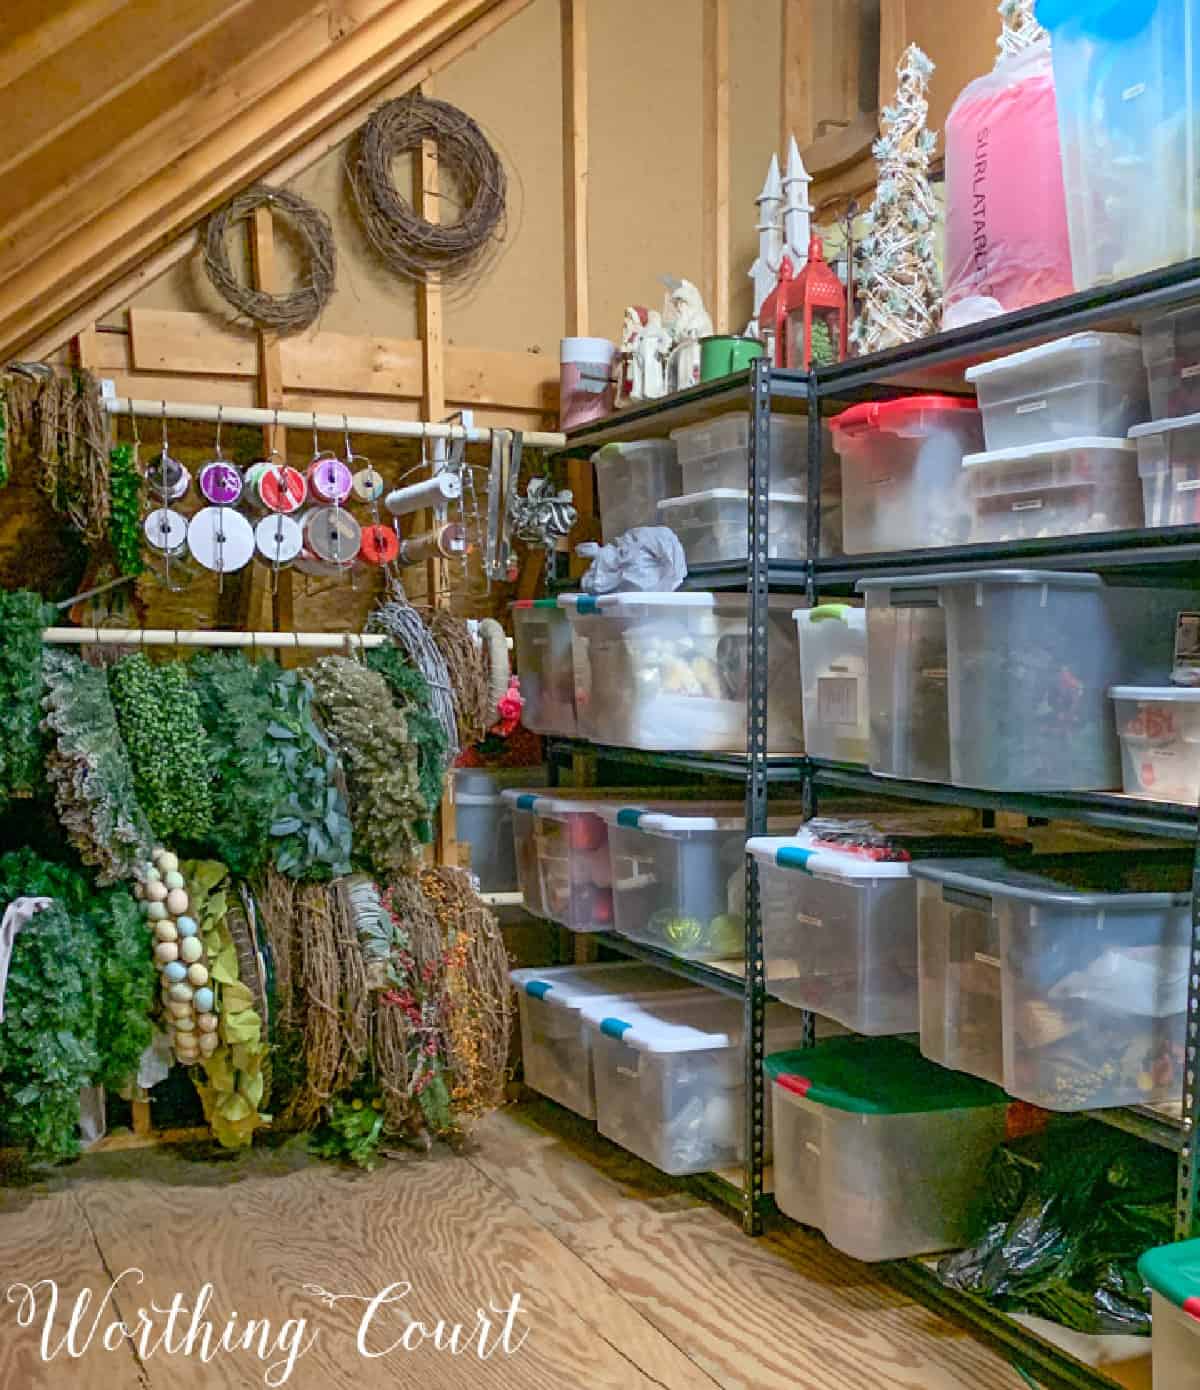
[{"left": 560, "top": 337, "right": 616, "bottom": 431}]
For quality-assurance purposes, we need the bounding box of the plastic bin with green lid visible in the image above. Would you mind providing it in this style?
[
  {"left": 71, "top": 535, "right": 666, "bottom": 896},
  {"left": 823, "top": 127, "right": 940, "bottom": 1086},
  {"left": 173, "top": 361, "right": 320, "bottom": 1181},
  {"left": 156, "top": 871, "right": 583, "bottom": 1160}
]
[{"left": 1139, "top": 1239, "right": 1200, "bottom": 1390}]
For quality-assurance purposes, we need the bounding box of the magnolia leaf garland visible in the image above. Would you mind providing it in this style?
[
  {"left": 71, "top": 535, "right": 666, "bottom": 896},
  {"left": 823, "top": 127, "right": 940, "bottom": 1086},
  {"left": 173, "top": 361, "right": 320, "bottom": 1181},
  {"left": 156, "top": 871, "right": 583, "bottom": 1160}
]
[
  {"left": 0, "top": 589, "right": 55, "bottom": 805},
  {"left": 42, "top": 649, "right": 154, "bottom": 885}
]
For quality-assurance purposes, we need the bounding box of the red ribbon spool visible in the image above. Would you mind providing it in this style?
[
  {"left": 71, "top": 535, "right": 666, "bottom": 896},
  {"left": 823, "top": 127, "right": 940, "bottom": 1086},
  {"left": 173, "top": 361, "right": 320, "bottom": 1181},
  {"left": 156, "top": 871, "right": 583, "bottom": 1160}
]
[{"left": 360, "top": 523, "right": 399, "bottom": 565}]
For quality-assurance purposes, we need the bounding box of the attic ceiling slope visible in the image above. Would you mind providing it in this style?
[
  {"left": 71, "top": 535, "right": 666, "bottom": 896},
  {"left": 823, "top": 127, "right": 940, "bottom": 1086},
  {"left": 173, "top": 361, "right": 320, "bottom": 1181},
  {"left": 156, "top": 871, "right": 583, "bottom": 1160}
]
[{"left": 0, "top": 0, "right": 513, "bottom": 362}]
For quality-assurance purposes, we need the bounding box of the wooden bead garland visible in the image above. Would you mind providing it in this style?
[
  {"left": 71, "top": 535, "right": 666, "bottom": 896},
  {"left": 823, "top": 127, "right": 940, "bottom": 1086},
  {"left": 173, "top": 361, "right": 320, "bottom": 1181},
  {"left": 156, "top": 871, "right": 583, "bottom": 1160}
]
[{"left": 136, "top": 847, "right": 217, "bottom": 1064}]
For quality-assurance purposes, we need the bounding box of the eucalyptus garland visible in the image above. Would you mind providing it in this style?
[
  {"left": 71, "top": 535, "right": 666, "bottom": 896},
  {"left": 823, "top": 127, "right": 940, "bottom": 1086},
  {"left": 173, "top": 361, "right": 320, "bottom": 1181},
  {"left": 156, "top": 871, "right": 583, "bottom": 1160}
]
[
  {"left": 109, "top": 653, "right": 214, "bottom": 844},
  {"left": 42, "top": 649, "right": 154, "bottom": 885},
  {"left": 108, "top": 443, "right": 144, "bottom": 577},
  {"left": 310, "top": 656, "right": 427, "bottom": 878},
  {"left": 0, "top": 589, "right": 54, "bottom": 806},
  {"left": 366, "top": 645, "right": 449, "bottom": 833}
]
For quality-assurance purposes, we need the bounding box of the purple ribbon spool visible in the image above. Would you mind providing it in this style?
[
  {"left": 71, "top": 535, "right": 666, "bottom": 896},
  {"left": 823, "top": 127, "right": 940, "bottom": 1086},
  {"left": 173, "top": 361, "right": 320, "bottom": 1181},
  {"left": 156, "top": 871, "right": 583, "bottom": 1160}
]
[
  {"left": 308, "top": 456, "right": 353, "bottom": 504},
  {"left": 198, "top": 461, "right": 244, "bottom": 506}
]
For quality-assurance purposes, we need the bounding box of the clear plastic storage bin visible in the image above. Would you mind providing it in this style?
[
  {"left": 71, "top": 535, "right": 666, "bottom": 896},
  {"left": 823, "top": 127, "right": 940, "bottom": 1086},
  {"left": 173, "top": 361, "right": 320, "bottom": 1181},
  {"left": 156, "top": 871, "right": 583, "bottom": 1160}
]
[
  {"left": 767, "top": 1037, "right": 1009, "bottom": 1262},
  {"left": 857, "top": 576, "right": 952, "bottom": 782},
  {"left": 974, "top": 855, "right": 1192, "bottom": 1110},
  {"left": 454, "top": 768, "right": 546, "bottom": 892},
  {"left": 566, "top": 591, "right": 805, "bottom": 752},
  {"left": 670, "top": 410, "right": 814, "bottom": 493},
  {"left": 657, "top": 488, "right": 808, "bottom": 567},
  {"left": 963, "top": 438, "right": 1144, "bottom": 543},
  {"left": 830, "top": 396, "right": 983, "bottom": 553},
  {"left": 586, "top": 992, "right": 809, "bottom": 1175},
  {"left": 795, "top": 604, "right": 870, "bottom": 764},
  {"left": 1039, "top": 0, "right": 1200, "bottom": 288},
  {"left": 937, "top": 570, "right": 1190, "bottom": 791},
  {"left": 1139, "top": 1239, "right": 1200, "bottom": 1390},
  {"left": 593, "top": 440, "right": 682, "bottom": 542},
  {"left": 964, "top": 333, "right": 1147, "bottom": 450},
  {"left": 1130, "top": 411, "right": 1200, "bottom": 525},
  {"left": 511, "top": 597, "right": 578, "bottom": 737},
  {"left": 1142, "top": 302, "right": 1200, "bottom": 419},
  {"left": 510, "top": 963, "right": 699, "bottom": 1118},
  {"left": 1111, "top": 685, "right": 1200, "bottom": 802},
  {"left": 601, "top": 801, "right": 804, "bottom": 962}
]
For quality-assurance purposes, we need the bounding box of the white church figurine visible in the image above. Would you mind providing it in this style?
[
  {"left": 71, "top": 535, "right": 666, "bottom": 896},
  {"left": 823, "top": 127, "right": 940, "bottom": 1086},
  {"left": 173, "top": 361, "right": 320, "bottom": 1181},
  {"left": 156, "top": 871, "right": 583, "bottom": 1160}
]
[{"left": 747, "top": 136, "right": 813, "bottom": 337}]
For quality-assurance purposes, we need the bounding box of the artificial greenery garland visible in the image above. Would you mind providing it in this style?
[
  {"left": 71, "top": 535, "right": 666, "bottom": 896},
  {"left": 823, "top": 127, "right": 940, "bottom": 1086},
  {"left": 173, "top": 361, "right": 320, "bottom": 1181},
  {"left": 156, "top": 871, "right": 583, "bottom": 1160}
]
[
  {"left": 366, "top": 644, "right": 448, "bottom": 836},
  {"left": 0, "top": 589, "right": 55, "bottom": 806},
  {"left": 0, "top": 389, "right": 9, "bottom": 489},
  {"left": 109, "top": 653, "right": 214, "bottom": 844},
  {"left": 42, "top": 649, "right": 154, "bottom": 885},
  {"left": 93, "top": 887, "right": 158, "bottom": 1093},
  {"left": 107, "top": 443, "right": 144, "bottom": 577}
]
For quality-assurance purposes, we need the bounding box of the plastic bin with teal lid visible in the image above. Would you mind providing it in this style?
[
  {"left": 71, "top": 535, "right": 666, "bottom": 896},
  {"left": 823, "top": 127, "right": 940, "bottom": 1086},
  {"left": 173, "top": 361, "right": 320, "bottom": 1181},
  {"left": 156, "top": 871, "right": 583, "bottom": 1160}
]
[
  {"left": 1035, "top": 0, "right": 1200, "bottom": 287},
  {"left": 795, "top": 603, "right": 869, "bottom": 763},
  {"left": 766, "top": 1036, "right": 1010, "bottom": 1261},
  {"left": 1139, "top": 1239, "right": 1200, "bottom": 1390},
  {"left": 600, "top": 799, "right": 805, "bottom": 962},
  {"left": 511, "top": 595, "right": 579, "bottom": 737}
]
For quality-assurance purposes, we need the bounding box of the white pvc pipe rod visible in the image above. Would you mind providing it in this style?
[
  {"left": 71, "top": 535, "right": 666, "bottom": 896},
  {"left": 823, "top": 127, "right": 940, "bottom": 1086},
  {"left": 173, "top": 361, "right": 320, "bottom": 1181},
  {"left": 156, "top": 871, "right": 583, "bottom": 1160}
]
[
  {"left": 102, "top": 397, "right": 566, "bottom": 450},
  {"left": 385, "top": 472, "right": 462, "bottom": 517},
  {"left": 43, "top": 628, "right": 389, "bottom": 650}
]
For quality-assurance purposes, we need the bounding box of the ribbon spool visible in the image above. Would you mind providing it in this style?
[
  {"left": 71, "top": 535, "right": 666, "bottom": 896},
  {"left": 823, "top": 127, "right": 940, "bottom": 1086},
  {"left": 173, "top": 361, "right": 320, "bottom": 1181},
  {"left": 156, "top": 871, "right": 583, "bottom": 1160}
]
[
  {"left": 352, "top": 466, "right": 385, "bottom": 503},
  {"left": 198, "top": 460, "right": 244, "bottom": 506},
  {"left": 146, "top": 455, "right": 190, "bottom": 502},
  {"left": 300, "top": 506, "right": 361, "bottom": 570},
  {"left": 398, "top": 522, "right": 467, "bottom": 566},
  {"left": 143, "top": 507, "right": 188, "bottom": 557},
  {"left": 245, "top": 462, "right": 307, "bottom": 514},
  {"left": 360, "top": 522, "right": 399, "bottom": 566},
  {"left": 307, "top": 455, "right": 353, "bottom": 504},
  {"left": 187, "top": 507, "right": 255, "bottom": 573},
  {"left": 254, "top": 513, "right": 303, "bottom": 566}
]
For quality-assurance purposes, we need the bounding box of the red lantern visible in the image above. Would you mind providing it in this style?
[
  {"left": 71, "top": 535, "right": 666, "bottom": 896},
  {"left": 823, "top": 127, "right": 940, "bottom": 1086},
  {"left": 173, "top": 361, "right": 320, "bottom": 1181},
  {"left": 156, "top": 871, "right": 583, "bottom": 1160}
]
[
  {"left": 783, "top": 236, "right": 847, "bottom": 369},
  {"left": 756, "top": 255, "right": 794, "bottom": 368}
]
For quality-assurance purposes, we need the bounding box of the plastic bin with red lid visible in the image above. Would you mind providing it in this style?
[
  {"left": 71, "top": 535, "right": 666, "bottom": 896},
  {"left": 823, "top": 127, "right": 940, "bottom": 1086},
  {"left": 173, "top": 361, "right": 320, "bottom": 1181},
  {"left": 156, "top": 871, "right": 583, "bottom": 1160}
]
[{"left": 830, "top": 395, "right": 983, "bottom": 555}]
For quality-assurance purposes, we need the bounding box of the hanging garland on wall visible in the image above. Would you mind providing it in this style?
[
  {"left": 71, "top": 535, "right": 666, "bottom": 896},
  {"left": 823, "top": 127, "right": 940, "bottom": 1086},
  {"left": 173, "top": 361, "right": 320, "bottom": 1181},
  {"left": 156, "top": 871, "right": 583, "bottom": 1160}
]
[
  {"left": 349, "top": 92, "right": 507, "bottom": 283},
  {"left": 203, "top": 183, "right": 336, "bottom": 334}
]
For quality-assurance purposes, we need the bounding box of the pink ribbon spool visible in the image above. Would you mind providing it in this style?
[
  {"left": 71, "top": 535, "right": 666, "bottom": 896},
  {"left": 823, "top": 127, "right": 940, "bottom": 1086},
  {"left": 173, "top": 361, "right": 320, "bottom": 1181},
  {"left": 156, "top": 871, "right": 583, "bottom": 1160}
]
[{"left": 307, "top": 455, "right": 353, "bottom": 504}]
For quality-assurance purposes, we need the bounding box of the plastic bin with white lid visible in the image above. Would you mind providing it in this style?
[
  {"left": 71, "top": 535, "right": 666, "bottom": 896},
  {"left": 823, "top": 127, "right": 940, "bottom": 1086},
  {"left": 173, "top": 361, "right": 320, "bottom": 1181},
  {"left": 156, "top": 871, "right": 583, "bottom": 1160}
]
[
  {"left": 766, "top": 1036, "right": 1009, "bottom": 1262},
  {"left": 830, "top": 395, "right": 983, "bottom": 554},
  {"left": 657, "top": 488, "right": 808, "bottom": 567},
  {"left": 930, "top": 854, "right": 1193, "bottom": 1110},
  {"left": 509, "top": 963, "right": 700, "bottom": 1119},
  {"left": 964, "top": 332, "right": 1147, "bottom": 450},
  {"left": 670, "top": 410, "right": 812, "bottom": 493},
  {"left": 453, "top": 768, "right": 546, "bottom": 893},
  {"left": 600, "top": 801, "right": 805, "bottom": 962},
  {"left": 857, "top": 575, "right": 952, "bottom": 782},
  {"left": 1130, "top": 411, "right": 1200, "bottom": 526},
  {"left": 592, "top": 439, "right": 682, "bottom": 542},
  {"left": 566, "top": 591, "right": 805, "bottom": 752},
  {"left": 1038, "top": 0, "right": 1200, "bottom": 288},
  {"left": 584, "top": 990, "right": 809, "bottom": 1175},
  {"left": 934, "top": 569, "right": 1193, "bottom": 791},
  {"left": 748, "top": 822, "right": 1023, "bottom": 1035},
  {"left": 795, "top": 604, "right": 870, "bottom": 764},
  {"left": 963, "top": 438, "right": 1144, "bottom": 543},
  {"left": 1139, "top": 1238, "right": 1200, "bottom": 1390},
  {"left": 1111, "top": 685, "right": 1200, "bottom": 802},
  {"left": 511, "top": 597, "right": 578, "bottom": 737},
  {"left": 1142, "top": 301, "right": 1200, "bottom": 420}
]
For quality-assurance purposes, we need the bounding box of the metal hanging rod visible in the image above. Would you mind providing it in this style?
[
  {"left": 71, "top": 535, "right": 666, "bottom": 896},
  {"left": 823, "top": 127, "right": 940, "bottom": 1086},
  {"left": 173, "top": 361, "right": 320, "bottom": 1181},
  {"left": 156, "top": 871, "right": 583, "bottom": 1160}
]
[
  {"left": 102, "top": 397, "right": 566, "bottom": 450},
  {"left": 43, "top": 628, "right": 390, "bottom": 650}
]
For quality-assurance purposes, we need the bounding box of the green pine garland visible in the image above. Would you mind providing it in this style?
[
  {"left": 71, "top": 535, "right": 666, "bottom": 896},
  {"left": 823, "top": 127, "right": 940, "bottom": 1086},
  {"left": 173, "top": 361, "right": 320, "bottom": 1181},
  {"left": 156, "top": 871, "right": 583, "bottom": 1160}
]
[
  {"left": 366, "top": 644, "right": 448, "bottom": 839},
  {"left": 108, "top": 444, "right": 144, "bottom": 577},
  {"left": 0, "top": 589, "right": 55, "bottom": 807}
]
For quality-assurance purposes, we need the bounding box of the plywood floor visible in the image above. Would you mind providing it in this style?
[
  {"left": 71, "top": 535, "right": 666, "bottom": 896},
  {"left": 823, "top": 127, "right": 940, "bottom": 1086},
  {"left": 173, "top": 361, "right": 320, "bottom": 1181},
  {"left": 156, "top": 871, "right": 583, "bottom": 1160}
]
[{"left": 0, "top": 1101, "right": 1021, "bottom": 1390}]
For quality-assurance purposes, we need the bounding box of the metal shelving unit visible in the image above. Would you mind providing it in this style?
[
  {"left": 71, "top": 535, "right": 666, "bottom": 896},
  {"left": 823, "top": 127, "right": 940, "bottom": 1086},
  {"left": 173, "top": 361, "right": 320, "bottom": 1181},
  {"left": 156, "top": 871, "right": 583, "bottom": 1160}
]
[{"left": 555, "top": 263, "right": 1200, "bottom": 1388}]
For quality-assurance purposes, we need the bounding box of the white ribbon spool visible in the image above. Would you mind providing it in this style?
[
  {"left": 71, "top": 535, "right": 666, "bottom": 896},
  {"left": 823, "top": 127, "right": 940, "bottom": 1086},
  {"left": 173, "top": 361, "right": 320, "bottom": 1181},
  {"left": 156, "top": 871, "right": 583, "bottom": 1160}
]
[
  {"left": 143, "top": 507, "right": 188, "bottom": 556},
  {"left": 187, "top": 507, "right": 255, "bottom": 573},
  {"left": 254, "top": 513, "right": 303, "bottom": 566}
]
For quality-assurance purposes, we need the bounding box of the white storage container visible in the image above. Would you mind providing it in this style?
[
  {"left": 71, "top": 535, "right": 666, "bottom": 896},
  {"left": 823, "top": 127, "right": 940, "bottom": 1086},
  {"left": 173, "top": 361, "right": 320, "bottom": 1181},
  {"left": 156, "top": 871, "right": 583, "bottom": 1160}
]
[
  {"left": 566, "top": 591, "right": 805, "bottom": 753},
  {"left": 454, "top": 768, "right": 546, "bottom": 893},
  {"left": 766, "top": 1037, "right": 1009, "bottom": 1262},
  {"left": 511, "top": 597, "right": 578, "bottom": 737},
  {"left": 936, "top": 570, "right": 1191, "bottom": 791},
  {"left": 964, "top": 333, "right": 1147, "bottom": 450},
  {"left": 510, "top": 963, "right": 698, "bottom": 1118},
  {"left": 669, "top": 410, "right": 810, "bottom": 492},
  {"left": 1139, "top": 1240, "right": 1200, "bottom": 1390},
  {"left": 795, "top": 604, "right": 869, "bottom": 764},
  {"left": 830, "top": 395, "right": 983, "bottom": 554},
  {"left": 600, "top": 801, "right": 804, "bottom": 962},
  {"left": 1111, "top": 686, "right": 1200, "bottom": 803},
  {"left": 657, "top": 488, "right": 808, "bottom": 567},
  {"left": 857, "top": 576, "right": 951, "bottom": 782},
  {"left": 1130, "top": 411, "right": 1200, "bottom": 527},
  {"left": 593, "top": 440, "right": 682, "bottom": 542},
  {"left": 963, "top": 438, "right": 1144, "bottom": 543},
  {"left": 1142, "top": 303, "right": 1200, "bottom": 420},
  {"left": 956, "top": 856, "right": 1193, "bottom": 1111},
  {"left": 585, "top": 992, "right": 809, "bottom": 1175}
]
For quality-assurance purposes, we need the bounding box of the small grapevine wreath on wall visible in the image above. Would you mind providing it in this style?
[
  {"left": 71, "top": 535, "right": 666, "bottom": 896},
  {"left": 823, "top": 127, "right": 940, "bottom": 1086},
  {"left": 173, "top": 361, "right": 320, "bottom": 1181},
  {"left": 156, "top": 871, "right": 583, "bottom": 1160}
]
[
  {"left": 349, "top": 92, "right": 507, "bottom": 283},
  {"left": 203, "top": 183, "right": 336, "bottom": 334}
]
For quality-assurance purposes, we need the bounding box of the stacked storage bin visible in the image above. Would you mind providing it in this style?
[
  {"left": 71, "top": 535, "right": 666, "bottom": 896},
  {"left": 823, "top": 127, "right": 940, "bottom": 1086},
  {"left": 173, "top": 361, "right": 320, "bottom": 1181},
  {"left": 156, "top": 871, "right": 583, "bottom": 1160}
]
[
  {"left": 911, "top": 853, "right": 1193, "bottom": 1111},
  {"left": 511, "top": 596, "right": 580, "bottom": 737},
  {"left": 592, "top": 439, "right": 681, "bottom": 541},
  {"left": 1139, "top": 1239, "right": 1200, "bottom": 1390},
  {"left": 581, "top": 990, "right": 809, "bottom": 1175},
  {"left": 794, "top": 604, "right": 870, "bottom": 764},
  {"left": 766, "top": 1037, "right": 1009, "bottom": 1261},
  {"left": 509, "top": 962, "right": 700, "bottom": 1119},
  {"left": 453, "top": 768, "right": 546, "bottom": 893}
]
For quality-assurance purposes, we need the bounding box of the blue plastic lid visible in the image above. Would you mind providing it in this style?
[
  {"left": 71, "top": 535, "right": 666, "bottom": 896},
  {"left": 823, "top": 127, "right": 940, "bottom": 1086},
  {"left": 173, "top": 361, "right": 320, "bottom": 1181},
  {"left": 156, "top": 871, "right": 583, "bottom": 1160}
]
[{"left": 1035, "top": 0, "right": 1158, "bottom": 40}]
